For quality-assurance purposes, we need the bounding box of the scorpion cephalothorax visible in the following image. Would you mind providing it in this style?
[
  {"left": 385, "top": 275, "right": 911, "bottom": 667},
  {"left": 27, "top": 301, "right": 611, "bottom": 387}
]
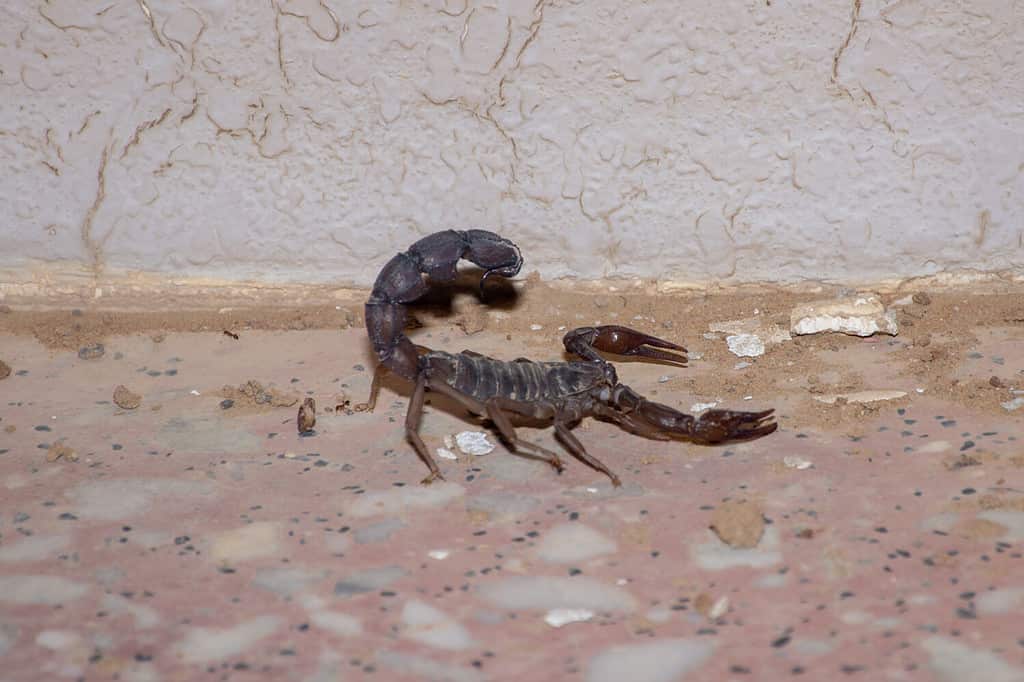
[{"left": 365, "top": 230, "right": 777, "bottom": 486}]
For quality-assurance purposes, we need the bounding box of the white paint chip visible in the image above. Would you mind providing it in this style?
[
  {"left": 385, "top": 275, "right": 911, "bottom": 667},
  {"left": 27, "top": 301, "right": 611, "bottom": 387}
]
[
  {"left": 790, "top": 295, "right": 898, "bottom": 337},
  {"left": 783, "top": 456, "right": 813, "bottom": 470},
  {"left": 428, "top": 549, "right": 450, "bottom": 560},
  {"left": 544, "top": 608, "right": 595, "bottom": 627},
  {"left": 436, "top": 447, "right": 458, "bottom": 460},
  {"left": 455, "top": 431, "right": 495, "bottom": 456},
  {"left": 726, "top": 333, "right": 765, "bottom": 357}
]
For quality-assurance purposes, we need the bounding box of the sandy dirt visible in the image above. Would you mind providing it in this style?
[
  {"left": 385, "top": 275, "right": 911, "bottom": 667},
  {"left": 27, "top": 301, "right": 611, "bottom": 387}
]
[{"left": 2, "top": 280, "right": 1020, "bottom": 431}]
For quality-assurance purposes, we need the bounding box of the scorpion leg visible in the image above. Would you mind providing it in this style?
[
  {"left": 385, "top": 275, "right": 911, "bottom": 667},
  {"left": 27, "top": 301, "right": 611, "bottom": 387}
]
[
  {"left": 564, "top": 325, "right": 687, "bottom": 365},
  {"left": 425, "top": 382, "right": 566, "bottom": 474},
  {"left": 363, "top": 363, "right": 387, "bottom": 412},
  {"left": 553, "top": 418, "right": 621, "bottom": 487},
  {"left": 404, "top": 373, "right": 445, "bottom": 485},
  {"left": 482, "top": 398, "right": 565, "bottom": 474}
]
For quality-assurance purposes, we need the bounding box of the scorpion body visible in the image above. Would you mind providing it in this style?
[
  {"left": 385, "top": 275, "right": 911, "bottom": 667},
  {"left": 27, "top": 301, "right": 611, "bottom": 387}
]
[{"left": 365, "top": 230, "right": 777, "bottom": 486}]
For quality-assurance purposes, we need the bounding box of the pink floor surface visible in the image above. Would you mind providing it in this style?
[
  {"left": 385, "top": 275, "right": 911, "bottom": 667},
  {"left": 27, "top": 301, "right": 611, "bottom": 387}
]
[{"left": 1, "top": 326, "right": 1023, "bottom": 682}]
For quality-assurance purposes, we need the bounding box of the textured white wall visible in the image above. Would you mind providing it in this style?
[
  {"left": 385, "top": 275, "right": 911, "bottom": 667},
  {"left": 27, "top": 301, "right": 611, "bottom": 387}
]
[{"left": 2, "top": 0, "right": 1022, "bottom": 289}]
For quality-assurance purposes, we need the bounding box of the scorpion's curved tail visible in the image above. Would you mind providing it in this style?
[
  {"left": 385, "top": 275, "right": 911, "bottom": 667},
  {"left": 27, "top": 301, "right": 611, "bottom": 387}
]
[{"left": 365, "top": 230, "right": 523, "bottom": 382}]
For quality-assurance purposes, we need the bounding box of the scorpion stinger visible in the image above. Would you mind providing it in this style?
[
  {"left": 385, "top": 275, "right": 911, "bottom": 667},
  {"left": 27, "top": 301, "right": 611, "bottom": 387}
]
[{"left": 364, "top": 231, "right": 778, "bottom": 486}]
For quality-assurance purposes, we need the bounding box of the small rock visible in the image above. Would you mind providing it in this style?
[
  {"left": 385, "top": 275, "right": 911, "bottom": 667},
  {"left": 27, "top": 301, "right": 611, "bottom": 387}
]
[
  {"left": 220, "top": 399, "right": 234, "bottom": 409},
  {"left": 455, "top": 431, "right": 495, "bottom": 456},
  {"left": 912, "top": 292, "right": 932, "bottom": 305},
  {"left": 113, "top": 385, "right": 141, "bottom": 410},
  {"left": 46, "top": 442, "right": 78, "bottom": 463},
  {"left": 726, "top": 333, "right": 764, "bottom": 358},
  {"left": 790, "top": 295, "right": 898, "bottom": 337},
  {"left": 436, "top": 447, "right": 458, "bottom": 461},
  {"left": 297, "top": 398, "right": 316, "bottom": 434},
  {"left": 695, "top": 593, "right": 730, "bottom": 620},
  {"left": 710, "top": 499, "right": 764, "bottom": 549},
  {"left": 77, "top": 343, "right": 105, "bottom": 360},
  {"left": 989, "top": 376, "right": 1004, "bottom": 388},
  {"left": 0, "top": 360, "right": 10, "bottom": 380}
]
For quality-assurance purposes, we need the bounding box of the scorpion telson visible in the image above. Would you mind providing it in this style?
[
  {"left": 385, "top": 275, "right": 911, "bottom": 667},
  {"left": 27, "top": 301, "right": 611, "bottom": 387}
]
[{"left": 364, "top": 230, "right": 778, "bottom": 486}]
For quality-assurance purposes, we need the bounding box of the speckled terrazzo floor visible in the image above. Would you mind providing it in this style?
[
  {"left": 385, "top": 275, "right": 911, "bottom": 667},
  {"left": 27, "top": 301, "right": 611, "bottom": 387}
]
[{"left": 2, "top": 324, "right": 1024, "bottom": 682}]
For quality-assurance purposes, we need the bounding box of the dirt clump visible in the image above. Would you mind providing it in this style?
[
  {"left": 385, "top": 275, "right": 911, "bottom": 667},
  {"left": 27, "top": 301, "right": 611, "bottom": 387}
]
[
  {"left": 221, "top": 380, "right": 299, "bottom": 409},
  {"left": 113, "top": 385, "right": 142, "bottom": 410},
  {"left": 297, "top": 397, "right": 316, "bottom": 434},
  {"left": 0, "top": 360, "right": 10, "bottom": 380},
  {"left": 46, "top": 442, "right": 78, "bottom": 463},
  {"left": 710, "top": 499, "right": 765, "bottom": 548}
]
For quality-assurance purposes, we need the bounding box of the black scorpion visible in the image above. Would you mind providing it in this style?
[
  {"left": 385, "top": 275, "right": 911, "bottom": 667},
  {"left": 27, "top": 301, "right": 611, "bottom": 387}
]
[{"left": 364, "top": 230, "right": 777, "bottom": 486}]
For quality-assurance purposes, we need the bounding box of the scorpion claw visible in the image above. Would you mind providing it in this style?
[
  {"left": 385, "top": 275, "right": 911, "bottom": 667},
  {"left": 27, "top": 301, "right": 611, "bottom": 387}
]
[
  {"left": 692, "top": 408, "right": 778, "bottom": 444},
  {"left": 564, "top": 325, "right": 688, "bottom": 366}
]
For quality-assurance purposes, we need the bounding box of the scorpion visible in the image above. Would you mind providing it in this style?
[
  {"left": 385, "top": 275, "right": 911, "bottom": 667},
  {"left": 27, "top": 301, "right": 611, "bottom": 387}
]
[{"left": 364, "top": 230, "right": 778, "bottom": 486}]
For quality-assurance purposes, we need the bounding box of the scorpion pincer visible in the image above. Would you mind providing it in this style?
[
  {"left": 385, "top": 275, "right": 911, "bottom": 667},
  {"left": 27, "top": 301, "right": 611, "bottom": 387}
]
[{"left": 364, "top": 230, "right": 778, "bottom": 486}]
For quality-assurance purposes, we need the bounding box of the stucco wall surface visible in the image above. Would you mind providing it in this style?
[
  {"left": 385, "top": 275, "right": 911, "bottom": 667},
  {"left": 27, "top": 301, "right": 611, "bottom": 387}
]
[{"left": 2, "top": 0, "right": 1023, "bottom": 288}]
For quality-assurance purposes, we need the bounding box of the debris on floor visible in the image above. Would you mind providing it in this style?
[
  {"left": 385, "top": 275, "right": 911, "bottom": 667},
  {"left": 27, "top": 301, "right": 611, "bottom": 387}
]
[
  {"left": 112, "top": 385, "right": 142, "bottom": 410},
  {"left": 0, "top": 359, "right": 9, "bottom": 379},
  {"left": 455, "top": 430, "right": 496, "bottom": 456},
  {"left": 221, "top": 379, "right": 298, "bottom": 408},
  {"left": 297, "top": 397, "right": 316, "bottom": 434},
  {"left": 45, "top": 441, "right": 77, "bottom": 463},
  {"left": 77, "top": 343, "right": 105, "bottom": 360},
  {"left": 709, "top": 317, "right": 791, "bottom": 358},
  {"left": 726, "top": 333, "right": 764, "bottom": 358},
  {"left": 709, "top": 499, "right": 765, "bottom": 548},
  {"left": 790, "top": 294, "right": 898, "bottom": 337}
]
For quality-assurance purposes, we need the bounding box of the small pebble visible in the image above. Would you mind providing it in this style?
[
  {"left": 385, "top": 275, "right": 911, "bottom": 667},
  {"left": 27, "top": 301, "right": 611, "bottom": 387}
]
[
  {"left": 78, "top": 344, "right": 105, "bottom": 360},
  {"left": 297, "top": 398, "right": 316, "bottom": 434},
  {"left": 220, "top": 399, "right": 234, "bottom": 409},
  {"left": 912, "top": 292, "right": 932, "bottom": 305},
  {"left": 0, "top": 360, "right": 10, "bottom": 380},
  {"left": 113, "top": 385, "right": 142, "bottom": 410}
]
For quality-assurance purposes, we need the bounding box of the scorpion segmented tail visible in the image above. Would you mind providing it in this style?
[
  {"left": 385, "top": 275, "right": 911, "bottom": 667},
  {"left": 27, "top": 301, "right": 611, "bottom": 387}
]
[{"left": 365, "top": 230, "right": 523, "bottom": 382}]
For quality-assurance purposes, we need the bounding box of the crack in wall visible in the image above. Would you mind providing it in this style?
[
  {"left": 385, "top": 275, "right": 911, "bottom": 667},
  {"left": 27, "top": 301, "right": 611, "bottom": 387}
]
[
  {"left": 80, "top": 132, "right": 113, "bottom": 280},
  {"left": 830, "top": 0, "right": 861, "bottom": 99},
  {"left": 120, "top": 107, "right": 172, "bottom": 160},
  {"left": 136, "top": 0, "right": 167, "bottom": 48}
]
